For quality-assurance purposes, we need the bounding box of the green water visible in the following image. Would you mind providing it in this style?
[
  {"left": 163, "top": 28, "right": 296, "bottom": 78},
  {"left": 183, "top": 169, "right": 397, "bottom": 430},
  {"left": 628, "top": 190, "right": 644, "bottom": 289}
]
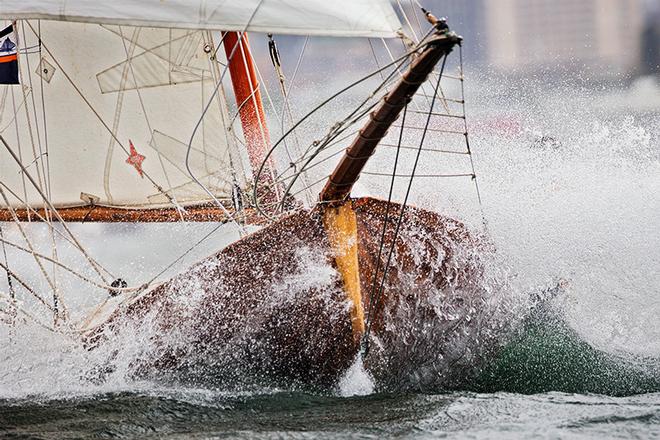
[
  {"left": 1, "top": 391, "right": 658, "bottom": 439},
  {"left": 1, "top": 312, "right": 659, "bottom": 439},
  {"left": 474, "top": 310, "right": 660, "bottom": 396}
]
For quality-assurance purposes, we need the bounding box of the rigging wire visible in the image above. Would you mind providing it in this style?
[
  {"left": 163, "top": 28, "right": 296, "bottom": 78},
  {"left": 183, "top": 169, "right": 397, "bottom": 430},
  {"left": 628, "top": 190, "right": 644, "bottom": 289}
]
[
  {"left": 236, "top": 31, "right": 281, "bottom": 201},
  {"left": 0, "top": 224, "right": 16, "bottom": 328},
  {"left": 102, "top": 26, "right": 139, "bottom": 207},
  {"left": 0, "top": 235, "right": 145, "bottom": 294},
  {"left": 115, "top": 25, "right": 184, "bottom": 222},
  {"left": 0, "top": 181, "right": 116, "bottom": 274},
  {"left": 0, "top": 258, "right": 57, "bottom": 314},
  {"left": 0, "top": 290, "right": 62, "bottom": 335},
  {"left": 148, "top": 4, "right": 269, "bottom": 289},
  {"left": 18, "top": 22, "right": 46, "bottom": 198},
  {"left": 0, "top": 184, "right": 65, "bottom": 322},
  {"left": 205, "top": 30, "right": 248, "bottom": 216},
  {"left": 253, "top": 25, "right": 443, "bottom": 218},
  {"left": 35, "top": 19, "right": 64, "bottom": 325},
  {"left": 23, "top": 21, "right": 184, "bottom": 215},
  {"left": 183, "top": 0, "right": 266, "bottom": 236},
  {"left": 0, "top": 135, "right": 113, "bottom": 283},
  {"left": 361, "top": 54, "right": 449, "bottom": 357},
  {"left": 252, "top": 38, "right": 431, "bottom": 219},
  {"left": 361, "top": 101, "right": 409, "bottom": 356},
  {"left": 458, "top": 44, "right": 488, "bottom": 229},
  {"left": 269, "top": 33, "right": 314, "bottom": 205}
]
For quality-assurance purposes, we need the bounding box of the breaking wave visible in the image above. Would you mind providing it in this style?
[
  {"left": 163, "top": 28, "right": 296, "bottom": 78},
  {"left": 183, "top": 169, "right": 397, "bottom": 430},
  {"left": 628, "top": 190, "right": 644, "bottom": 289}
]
[{"left": 1, "top": 76, "right": 659, "bottom": 399}]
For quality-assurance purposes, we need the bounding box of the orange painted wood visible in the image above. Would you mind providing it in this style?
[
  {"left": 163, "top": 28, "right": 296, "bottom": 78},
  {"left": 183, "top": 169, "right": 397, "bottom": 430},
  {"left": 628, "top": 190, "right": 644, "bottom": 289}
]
[{"left": 222, "top": 32, "right": 272, "bottom": 174}]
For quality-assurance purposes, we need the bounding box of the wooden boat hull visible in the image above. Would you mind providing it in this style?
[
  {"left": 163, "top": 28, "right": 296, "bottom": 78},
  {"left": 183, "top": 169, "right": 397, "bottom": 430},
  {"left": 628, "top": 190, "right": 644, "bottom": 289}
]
[{"left": 89, "top": 197, "right": 496, "bottom": 390}]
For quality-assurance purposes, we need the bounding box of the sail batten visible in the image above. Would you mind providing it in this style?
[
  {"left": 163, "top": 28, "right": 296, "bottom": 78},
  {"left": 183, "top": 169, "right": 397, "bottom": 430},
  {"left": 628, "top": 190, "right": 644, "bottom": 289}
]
[{"left": 0, "top": 1, "right": 402, "bottom": 38}]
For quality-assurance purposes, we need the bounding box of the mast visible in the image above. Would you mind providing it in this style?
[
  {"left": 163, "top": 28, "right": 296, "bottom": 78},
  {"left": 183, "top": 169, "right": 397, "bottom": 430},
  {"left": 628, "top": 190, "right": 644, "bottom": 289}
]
[
  {"left": 319, "top": 22, "right": 461, "bottom": 204},
  {"left": 222, "top": 32, "right": 273, "bottom": 178}
]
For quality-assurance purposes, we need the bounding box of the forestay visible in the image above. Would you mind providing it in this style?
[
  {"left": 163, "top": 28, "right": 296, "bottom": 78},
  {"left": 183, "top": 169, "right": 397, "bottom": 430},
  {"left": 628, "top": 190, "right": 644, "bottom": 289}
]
[{"left": 0, "top": 0, "right": 402, "bottom": 38}]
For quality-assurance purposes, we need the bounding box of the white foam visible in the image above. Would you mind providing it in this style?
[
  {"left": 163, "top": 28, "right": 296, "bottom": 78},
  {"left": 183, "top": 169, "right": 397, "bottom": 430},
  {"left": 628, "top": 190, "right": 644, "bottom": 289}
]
[{"left": 337, "top": 354, "right": 375, "bottom": 397}]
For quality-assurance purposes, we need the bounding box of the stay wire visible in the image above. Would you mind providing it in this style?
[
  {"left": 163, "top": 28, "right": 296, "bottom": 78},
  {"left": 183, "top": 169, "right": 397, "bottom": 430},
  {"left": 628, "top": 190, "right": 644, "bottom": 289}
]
[
  {"left": 184, "top": 0, "right": 266, "bottom": 236},
  {"left": 0, "top": 224, "right": 15, "bottom": 301},
  {"left": 252, "top": 28, "right": 439, "bottom": 219},
  {"left": 271, "top": 58, "right": 412, "bottom": 214},
  {"left": 458, "top": 44, "right": 488, "bottom": 231},
  {"left": 361, "top": 100, "right": 409, "bottom": 354},
  {"left": 361, "top": 54, "right": 448, "bottom": 357}
]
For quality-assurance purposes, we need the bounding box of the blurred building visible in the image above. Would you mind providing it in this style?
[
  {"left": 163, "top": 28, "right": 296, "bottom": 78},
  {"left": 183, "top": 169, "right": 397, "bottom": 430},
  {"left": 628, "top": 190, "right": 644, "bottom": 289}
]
[
  {"left": 482, "top": 0, "right": 646, "bottom": 75},
  {"left": 641, "top": 0, "right": 660, "bottom": 76},
  {"left": 426, "top": 0, "right": 487, "bottom": 64},
  {"left": 256, "top": 0, "right": 658, "bottom": 80}
]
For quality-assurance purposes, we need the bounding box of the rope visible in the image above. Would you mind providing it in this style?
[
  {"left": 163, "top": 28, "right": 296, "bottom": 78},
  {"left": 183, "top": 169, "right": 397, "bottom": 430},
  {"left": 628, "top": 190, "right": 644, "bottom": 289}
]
[
  {"left": 0, "top": 186, "right": 65, "bottom": 321},
  {"left": 269, "top": 60, "right": 410, "bottom": 214},
  {"left": 37, "top": 22, "right": 51, "bottom": 198},
  {"left": 252, "top": 29, "right": 439, "bottom": 219},
  {"left": 9, "top": 87, "right": 31, "bottom": 216},
  {"left": 206, "top": 30, "right": 247, "bottom": 216},
  {"left": 23, "top": 21, "right": 183, "bottom": 214},
  {"left": 0, "top": 224, "right": 16, "bottom": 318},
  {"left": 0, "top": 289, "right": 80, "bottom": 341},
  {"left": 458, "top": 44, "right": 488, "bottom": 229},
  {"left": 263, "top": 26, "right": 444, "bottom": 214},
  {"left": 361, "top": 54, "right": 448, "bottom": 357},
  {"left": 0, "top": 236, "right": 145, "bottom": 294},
  {"left": 0, "top": 290, "right": 58, "bottom": 335},
  {"left": 143, "top": 222, "right": 230, "bottom": 287},
  {"left": 148, "top": 18, "right": 300, "bottom": 290},
  {"left": 0, "top": 181, "right": 115, "bottom": 274},
  {"left": 0, "top": 135, "right": 114, "bottom": 283},
  {"left": 361, "top": 101, "right": 409, "bottom": 354},
  {"left": 0, "top": 259, "right": 56, "bottom": 314},
  {"left": 17, "top": 22, "right": 46, "bottom": 200},
  {"left": 269, "top": 33, "right": 313, "bottom": 204},
  {"left": 34, "top": 20, "right": 64, "bottom": 326}
]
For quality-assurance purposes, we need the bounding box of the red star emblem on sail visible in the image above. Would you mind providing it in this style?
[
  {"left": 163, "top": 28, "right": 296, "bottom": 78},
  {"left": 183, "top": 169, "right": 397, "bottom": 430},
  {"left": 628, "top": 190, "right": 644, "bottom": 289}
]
[{"left": 126, "top": 140, "right": 146, "bottom": 178}]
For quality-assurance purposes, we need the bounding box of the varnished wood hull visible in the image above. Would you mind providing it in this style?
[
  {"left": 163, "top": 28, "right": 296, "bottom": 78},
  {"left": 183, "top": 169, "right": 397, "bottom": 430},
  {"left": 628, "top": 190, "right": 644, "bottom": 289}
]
[{"left": 90, "top": 197, "right": 496, "bottom": 390}]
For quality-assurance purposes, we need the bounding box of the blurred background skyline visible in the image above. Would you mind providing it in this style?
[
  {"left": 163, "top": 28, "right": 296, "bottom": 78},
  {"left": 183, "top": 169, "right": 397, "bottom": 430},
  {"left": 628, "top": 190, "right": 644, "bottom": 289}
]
[
  {"left": 424, "top": 0, "right": 659, "bottom": 78},
  {"left": 262, "top": 0, "right": 660, "bottom": 82}
]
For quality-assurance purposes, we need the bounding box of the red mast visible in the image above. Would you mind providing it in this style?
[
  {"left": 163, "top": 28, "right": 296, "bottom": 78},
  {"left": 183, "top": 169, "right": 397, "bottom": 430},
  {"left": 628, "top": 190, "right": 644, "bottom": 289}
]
[{"left": 222, "top": 32, "right": 272, "bottom": 177}]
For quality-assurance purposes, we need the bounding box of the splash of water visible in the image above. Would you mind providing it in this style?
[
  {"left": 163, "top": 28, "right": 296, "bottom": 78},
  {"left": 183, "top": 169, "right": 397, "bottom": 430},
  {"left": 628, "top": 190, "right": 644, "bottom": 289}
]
[
  {"left": 337, "top": 354, "right": 375, "bottom": 397},
  {"left": 1, "top": 77, "right": 659, "bottom": 399}
]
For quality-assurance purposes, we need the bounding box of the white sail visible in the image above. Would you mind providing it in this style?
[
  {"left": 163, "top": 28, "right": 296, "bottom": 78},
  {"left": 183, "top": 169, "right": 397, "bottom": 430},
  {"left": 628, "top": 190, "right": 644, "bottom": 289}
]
[
  {"left": 0, "top": 0, "right": 402, "bottom": 38},
  {"left": 0, "top": 20, "right": 247, "bottom": 210}
]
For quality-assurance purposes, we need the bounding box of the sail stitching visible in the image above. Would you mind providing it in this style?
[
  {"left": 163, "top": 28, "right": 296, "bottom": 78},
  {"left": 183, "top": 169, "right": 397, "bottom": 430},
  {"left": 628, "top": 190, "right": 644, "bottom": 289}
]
[
  {"left": 24, "top": 21, "right": 184, "bottom": 212},
  {"left": 116, "top": 25, "right": 182, "bottom": 221}
]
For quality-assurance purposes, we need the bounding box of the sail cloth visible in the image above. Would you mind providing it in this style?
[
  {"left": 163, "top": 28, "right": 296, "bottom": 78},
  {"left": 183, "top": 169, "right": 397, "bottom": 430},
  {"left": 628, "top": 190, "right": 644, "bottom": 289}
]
[
  {"left": 0, "top": 0, "right": 402, "bottom": 38},
  {"left": 0, "top": 1, "right": 402, "bottom": 213},
  {"left": 0, "top": 21, "right": 248, "bottom": 210}
]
